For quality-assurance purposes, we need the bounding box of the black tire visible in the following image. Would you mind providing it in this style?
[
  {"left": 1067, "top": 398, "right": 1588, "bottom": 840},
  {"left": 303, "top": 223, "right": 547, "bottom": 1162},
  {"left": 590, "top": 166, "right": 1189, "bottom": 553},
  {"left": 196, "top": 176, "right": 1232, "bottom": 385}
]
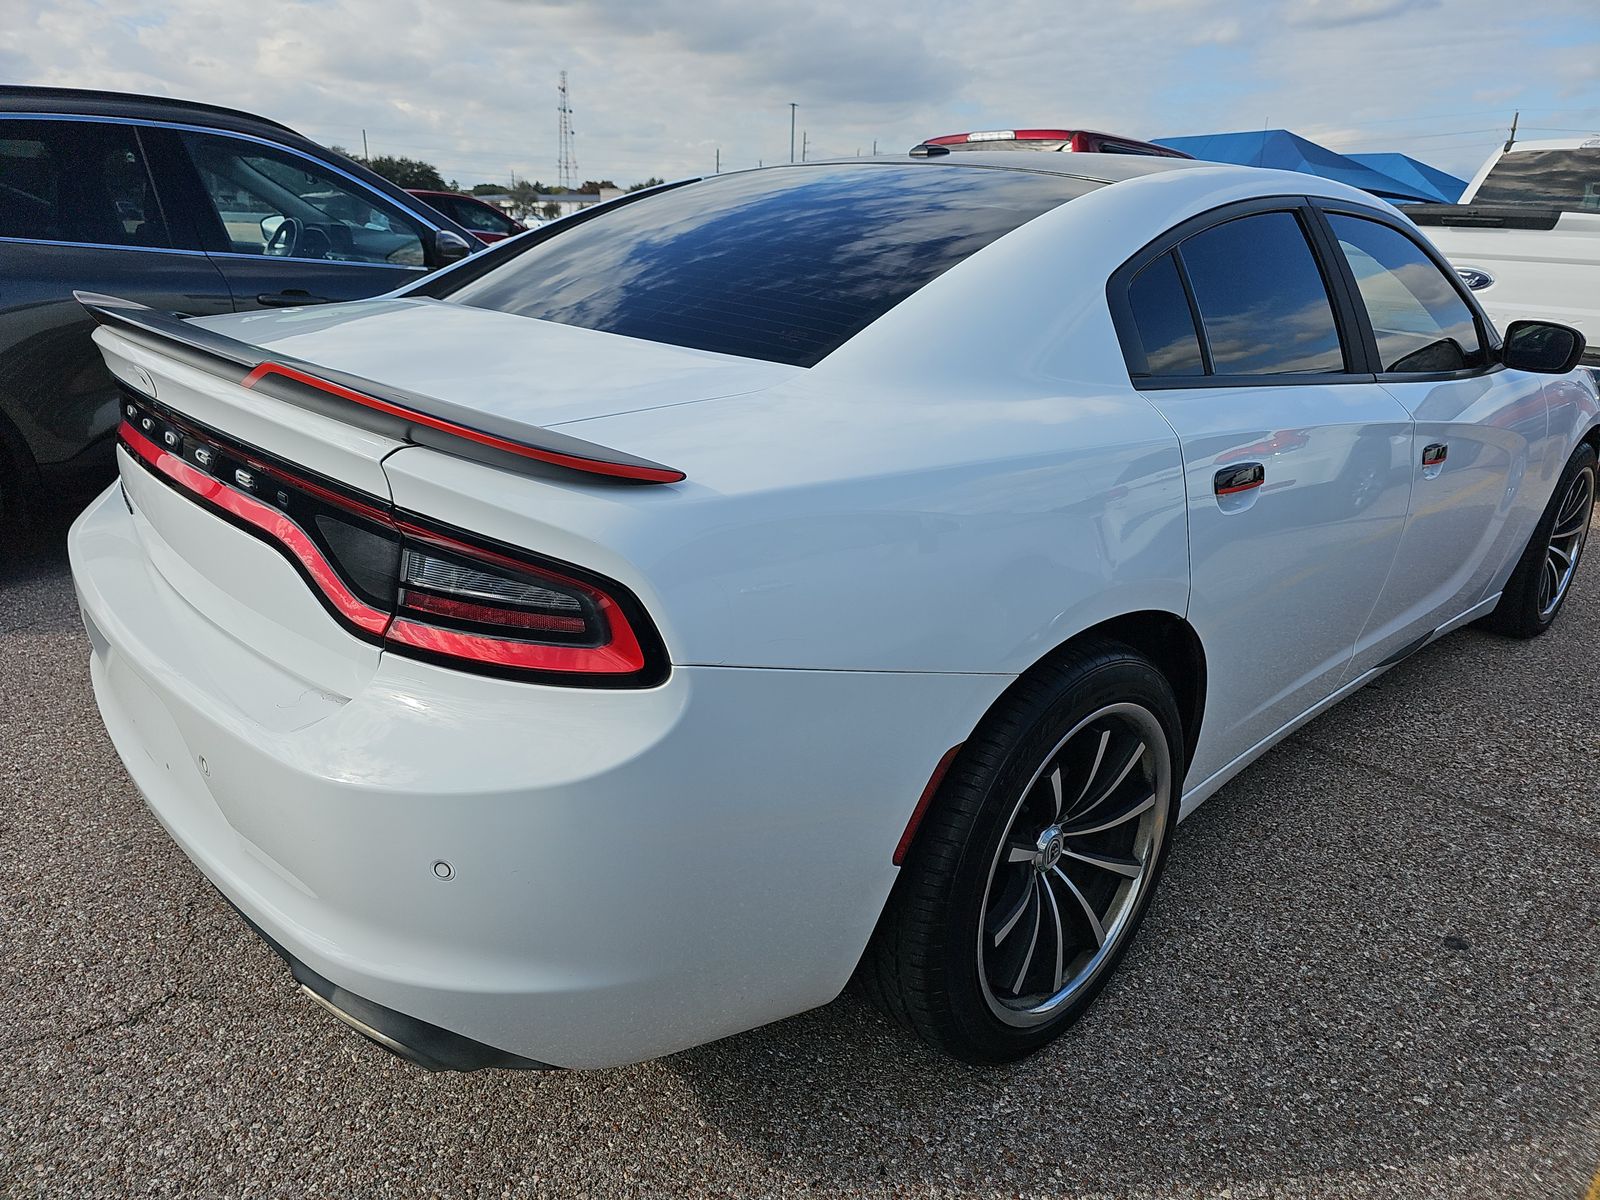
[
  {"left": 860, "top": 639, "right": 1184, "bottom": 1064},
  {"left": 1481, "top": 440, "right": 1596, "bottom": 639}
]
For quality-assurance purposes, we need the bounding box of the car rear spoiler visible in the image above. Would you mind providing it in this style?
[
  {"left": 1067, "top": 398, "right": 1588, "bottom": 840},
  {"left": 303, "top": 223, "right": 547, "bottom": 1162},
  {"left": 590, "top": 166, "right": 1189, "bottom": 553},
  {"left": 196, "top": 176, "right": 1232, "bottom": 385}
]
[
  {"left": 76, "top": 292, "right": 686, "bottom": 485},
  {"left": 1403, "top": 204, "right": 1563, "bottom": 232}
]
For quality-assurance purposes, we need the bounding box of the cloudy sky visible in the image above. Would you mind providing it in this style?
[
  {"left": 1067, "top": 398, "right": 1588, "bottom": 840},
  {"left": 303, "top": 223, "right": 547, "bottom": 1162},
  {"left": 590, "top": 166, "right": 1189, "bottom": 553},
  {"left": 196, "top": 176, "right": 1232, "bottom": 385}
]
[{"left": 4, "top": 0, "right": 1597, "bottom": 188}]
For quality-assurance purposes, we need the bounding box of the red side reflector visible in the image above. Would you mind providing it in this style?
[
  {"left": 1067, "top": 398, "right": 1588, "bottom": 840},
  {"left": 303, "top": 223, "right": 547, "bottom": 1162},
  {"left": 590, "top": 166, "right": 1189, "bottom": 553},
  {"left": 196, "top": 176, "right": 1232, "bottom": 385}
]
[{"left": 893, "top": 744, "right": 964, "bottom": 866}]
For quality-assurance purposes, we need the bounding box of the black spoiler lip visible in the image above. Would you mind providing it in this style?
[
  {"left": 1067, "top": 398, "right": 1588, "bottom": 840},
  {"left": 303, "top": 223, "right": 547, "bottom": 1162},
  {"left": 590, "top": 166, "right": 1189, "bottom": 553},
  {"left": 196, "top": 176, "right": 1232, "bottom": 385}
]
[{"left": 76, "top": 292, "right": 686, "bottom": 485}]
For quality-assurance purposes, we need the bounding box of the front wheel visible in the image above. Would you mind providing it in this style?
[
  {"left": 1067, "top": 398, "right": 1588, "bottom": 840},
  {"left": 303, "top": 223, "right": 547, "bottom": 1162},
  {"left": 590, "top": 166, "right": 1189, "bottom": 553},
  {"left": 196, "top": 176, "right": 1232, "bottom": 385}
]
[
  {"left": 1482, "top": 441, "right": 1596, "bottom": 639},
  {"left": 860, "top": 641, "right": 1183, "bottom": 1064}
]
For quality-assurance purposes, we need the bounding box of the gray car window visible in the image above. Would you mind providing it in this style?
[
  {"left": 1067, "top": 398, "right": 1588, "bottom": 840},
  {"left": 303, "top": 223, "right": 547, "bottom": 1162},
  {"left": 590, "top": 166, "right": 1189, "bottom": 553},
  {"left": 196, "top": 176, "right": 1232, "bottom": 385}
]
[
  {"left": 1328, "top": 214, "right": 1486, "bottom": 373},
  {"left": 0, "top": 119, "right": 171, "bottom": 249},
  {"left": 183, "top": 133, "right": 426, "bottom": 267}
]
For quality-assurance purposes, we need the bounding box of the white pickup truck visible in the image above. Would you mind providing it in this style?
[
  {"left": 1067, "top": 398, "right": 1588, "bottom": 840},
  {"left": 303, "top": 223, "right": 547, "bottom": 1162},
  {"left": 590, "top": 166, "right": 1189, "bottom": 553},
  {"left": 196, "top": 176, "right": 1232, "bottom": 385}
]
[{"left": 1406, "top": 136, "right": 1600, "bottom": 368}]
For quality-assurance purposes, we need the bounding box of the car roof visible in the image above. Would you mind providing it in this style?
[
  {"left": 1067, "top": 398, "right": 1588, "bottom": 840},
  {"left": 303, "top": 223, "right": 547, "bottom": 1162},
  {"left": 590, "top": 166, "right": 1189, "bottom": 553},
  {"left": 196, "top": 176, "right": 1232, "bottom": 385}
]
[
  {"left": 0, "top": 84, "right": 301, "bottom": 142},
  {"left": 825, "top": 151, "right": 1209, "bottom": 185}
]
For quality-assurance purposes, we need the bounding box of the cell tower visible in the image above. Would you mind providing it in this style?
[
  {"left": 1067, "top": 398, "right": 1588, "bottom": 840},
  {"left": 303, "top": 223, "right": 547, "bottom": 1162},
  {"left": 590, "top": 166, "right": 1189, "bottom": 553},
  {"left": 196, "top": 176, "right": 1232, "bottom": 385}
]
[{"left": 557, "top": 70, "right": 578, "bottom": 190}]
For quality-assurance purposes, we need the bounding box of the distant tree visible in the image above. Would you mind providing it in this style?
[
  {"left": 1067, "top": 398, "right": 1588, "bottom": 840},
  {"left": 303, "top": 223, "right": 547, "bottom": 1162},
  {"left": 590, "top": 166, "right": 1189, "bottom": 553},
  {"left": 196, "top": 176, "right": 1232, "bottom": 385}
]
[
  {"left": 471, "top": 183, "right": 508, "bottom": 196},
  {"left": 579, "top": 179, "right": 617, "bottom": 192},
  {"left": 626, "top": 177, "right": 665, "bottom": 192},
  {"left": 540, "top": 202, "right": 562, "bottom": 221},
  {"left": 362, "top": 155, "right": 447, "bottom": 190},
  {"left": 327, "top": 146, "right": 447, "bottom": 191},
  {"left": 505, "top": 180, "right": 544, "bottom": 219}
]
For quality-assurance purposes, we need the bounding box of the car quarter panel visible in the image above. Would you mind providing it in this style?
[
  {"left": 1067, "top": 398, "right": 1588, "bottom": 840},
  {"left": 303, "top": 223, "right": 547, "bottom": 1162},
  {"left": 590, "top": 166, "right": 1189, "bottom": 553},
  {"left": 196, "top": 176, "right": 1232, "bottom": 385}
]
[{"left": 71, "top": 481, "right": 1006, "bottom": 1066}]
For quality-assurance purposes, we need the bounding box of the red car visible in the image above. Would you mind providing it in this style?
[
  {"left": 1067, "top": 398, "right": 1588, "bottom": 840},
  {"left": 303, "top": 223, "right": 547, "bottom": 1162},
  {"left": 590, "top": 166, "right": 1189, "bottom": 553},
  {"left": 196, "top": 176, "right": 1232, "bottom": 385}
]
[
  {"left": 406, "top": 189, "right": 527, "bottom": 243},
  {"left": 912, "top": 129, "right": 1192, "bottom": 158}
]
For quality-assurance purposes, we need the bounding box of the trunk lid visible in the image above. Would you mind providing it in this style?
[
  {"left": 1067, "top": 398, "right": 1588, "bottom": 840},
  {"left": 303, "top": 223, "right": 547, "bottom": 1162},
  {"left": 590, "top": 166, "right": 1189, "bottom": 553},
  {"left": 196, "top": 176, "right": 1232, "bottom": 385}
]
[
  {"left": 89, "top": 296, "right": 796, "bottom": 696},
  {"left": 189, "top": 297, "right": 796, "bottom": 428}
]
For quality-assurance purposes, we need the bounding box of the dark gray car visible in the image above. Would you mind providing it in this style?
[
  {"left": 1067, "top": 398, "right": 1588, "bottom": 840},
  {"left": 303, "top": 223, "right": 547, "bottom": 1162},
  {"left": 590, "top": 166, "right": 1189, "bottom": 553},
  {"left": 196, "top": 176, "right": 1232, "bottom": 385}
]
[{"left": 0, "top": 86, "right": 479, "bottom": 521}]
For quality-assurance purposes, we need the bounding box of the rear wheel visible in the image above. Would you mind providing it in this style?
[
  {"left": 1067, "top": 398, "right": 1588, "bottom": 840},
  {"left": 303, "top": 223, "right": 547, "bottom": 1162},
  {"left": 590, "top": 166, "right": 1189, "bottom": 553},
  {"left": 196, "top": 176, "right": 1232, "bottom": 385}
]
[
  {"left": 1482, "top": 441, "right": 1596, "bottom": 639},
  {"left": 861, "top": 641, "right": 1183, "bottom": 1063}
]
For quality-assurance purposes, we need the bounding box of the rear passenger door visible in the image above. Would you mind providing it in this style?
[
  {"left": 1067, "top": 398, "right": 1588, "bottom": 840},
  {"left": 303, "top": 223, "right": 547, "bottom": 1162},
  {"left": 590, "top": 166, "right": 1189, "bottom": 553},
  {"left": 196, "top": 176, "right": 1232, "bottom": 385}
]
[
  {"left": 1313, "top": 203, "right": 1549, "bottom": 671},
  {"left": 1111, "top": 200, "right": 1415, "bottom": 789},
  {"left": 0, "top": 117, "right": 232, "bottom": 473}
]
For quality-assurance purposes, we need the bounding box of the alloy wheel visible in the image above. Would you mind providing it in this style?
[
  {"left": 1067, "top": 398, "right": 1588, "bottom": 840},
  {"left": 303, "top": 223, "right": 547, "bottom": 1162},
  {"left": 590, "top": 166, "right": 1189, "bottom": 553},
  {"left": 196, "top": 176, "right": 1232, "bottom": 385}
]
[
  {"left": 977, "top": 702, "right": 1172, "bottom": 1027},
  {"left": 1539, "top": 464, "right": 1595, "bottom": 619}
]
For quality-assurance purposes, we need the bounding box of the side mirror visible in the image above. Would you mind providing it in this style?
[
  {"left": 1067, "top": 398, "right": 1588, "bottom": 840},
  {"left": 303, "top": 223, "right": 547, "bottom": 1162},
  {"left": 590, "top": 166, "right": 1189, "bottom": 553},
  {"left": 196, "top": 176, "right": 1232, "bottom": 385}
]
[
  {"left": 1501, "top": 320, "right": 1587, "bottom": 374},
  {"left": 260, "top": 214, "right": 284, "bottom": 240},
  {"left": 431, "top": 229, "right": 474, "bottom": 268}
]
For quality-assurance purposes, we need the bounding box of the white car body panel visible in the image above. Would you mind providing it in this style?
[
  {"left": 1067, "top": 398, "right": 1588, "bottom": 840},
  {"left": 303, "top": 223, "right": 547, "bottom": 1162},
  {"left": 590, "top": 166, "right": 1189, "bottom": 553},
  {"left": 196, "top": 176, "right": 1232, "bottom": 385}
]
[
  {"left": 67, "top": 153, "right": 1600, "bottom": 1067},
  {"left": 1138, "top": 381, "right": 1414, "bottom": 785}
]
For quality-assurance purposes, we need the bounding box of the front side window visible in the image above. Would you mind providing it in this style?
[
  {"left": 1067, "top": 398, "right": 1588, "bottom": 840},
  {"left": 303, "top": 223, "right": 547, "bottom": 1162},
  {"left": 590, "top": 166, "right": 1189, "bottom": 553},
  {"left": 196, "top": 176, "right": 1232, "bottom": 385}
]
[
  {"left": 1328, "top": 214, "right": 1486, "bottom": 373},
  {"left": 438, "top": 164, "right": 1097, "bottom": 367},
  {"left": 183, "top": 133, "right": 426, "bottom": 266},
  {"left": 1177, "top": 211, "right": 1346, "bottom": 376},
  {"left": 1472, "top": 148, "right": 1600, "bottom": 213},
  {"left": 0, "top": 119, "right": 170, "bottom": 248}
]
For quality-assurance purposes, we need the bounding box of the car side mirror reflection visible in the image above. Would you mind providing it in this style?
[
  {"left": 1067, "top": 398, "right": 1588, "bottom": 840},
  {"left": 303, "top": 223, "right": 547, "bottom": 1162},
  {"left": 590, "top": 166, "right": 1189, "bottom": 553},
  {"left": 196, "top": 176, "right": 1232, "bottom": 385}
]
[
  {"left": 431, "top": 229, "right": 474, "bottom": 268},
  {"left": 1501, "top": 320, "right": 1587, "bottom": 374}
]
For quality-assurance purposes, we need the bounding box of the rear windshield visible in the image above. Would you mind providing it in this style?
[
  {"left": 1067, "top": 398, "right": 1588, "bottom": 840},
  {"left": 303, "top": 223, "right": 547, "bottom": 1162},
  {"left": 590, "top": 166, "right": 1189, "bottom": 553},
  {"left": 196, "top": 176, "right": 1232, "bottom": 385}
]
[
  {"left": 1473, "top": 148, "right": 1600, "bottom": 212},
  {"left": 436, "top": 163, "right": 1096, "bottom": 367}
]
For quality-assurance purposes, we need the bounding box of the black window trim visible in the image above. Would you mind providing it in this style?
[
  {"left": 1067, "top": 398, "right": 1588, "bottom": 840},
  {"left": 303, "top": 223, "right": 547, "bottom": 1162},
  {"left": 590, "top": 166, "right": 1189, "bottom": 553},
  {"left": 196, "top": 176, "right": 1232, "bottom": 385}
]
[
  {"left": 1107, "top": 195, "right": 1378, "bottom": 391},
  {"left": 1303, "top": 196, "right": 1505, "bottom": 384}
]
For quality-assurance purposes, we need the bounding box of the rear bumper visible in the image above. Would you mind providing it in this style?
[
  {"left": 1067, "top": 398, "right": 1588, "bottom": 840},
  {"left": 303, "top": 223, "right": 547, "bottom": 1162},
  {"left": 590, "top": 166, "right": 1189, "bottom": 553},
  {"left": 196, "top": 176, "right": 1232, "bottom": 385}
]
[{"left": 70, "top": 483, "right": 1003, "bottom": 1068}]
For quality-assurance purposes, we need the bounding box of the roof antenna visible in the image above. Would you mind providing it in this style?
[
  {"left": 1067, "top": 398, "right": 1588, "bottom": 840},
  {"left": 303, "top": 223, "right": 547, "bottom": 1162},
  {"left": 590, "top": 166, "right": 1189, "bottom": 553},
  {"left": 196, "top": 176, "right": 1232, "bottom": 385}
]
[{"left": 1503, "top": 110, "right": 1519, "bottom": 153}]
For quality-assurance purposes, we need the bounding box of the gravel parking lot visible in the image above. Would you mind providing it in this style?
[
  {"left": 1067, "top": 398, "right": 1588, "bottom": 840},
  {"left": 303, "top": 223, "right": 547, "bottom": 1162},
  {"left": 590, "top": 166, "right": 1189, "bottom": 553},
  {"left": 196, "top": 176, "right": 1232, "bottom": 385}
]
[{"left": 2, "top": 492, "right": 1597, "bottom": 1200}]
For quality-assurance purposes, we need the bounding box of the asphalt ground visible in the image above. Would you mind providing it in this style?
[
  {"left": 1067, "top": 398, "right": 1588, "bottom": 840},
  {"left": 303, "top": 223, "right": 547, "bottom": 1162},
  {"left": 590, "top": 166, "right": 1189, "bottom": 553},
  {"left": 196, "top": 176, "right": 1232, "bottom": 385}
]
[{"left": 2, "top": 488, "right": 1597, "bottom": 1200}]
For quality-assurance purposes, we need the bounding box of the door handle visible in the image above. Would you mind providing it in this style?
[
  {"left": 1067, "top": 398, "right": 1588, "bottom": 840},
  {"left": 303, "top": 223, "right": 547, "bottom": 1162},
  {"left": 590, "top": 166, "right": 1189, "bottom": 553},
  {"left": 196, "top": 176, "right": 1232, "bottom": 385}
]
[
  {"left": 256, "top": 290, "right": 332, "bottom": 307},
  {"left": 1214, "top": 462, "right": 1265, "bottom": 496},
  {"left": 1421, "top": 442, "right": 1448, "bottom": 467}
]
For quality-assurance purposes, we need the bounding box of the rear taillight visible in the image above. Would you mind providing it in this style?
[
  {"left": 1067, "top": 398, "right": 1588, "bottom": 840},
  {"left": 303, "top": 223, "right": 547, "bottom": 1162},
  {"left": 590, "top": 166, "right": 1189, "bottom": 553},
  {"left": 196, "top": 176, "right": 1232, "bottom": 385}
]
[{"left": 117, "top": 392, "right": 665, "bottom": 686}]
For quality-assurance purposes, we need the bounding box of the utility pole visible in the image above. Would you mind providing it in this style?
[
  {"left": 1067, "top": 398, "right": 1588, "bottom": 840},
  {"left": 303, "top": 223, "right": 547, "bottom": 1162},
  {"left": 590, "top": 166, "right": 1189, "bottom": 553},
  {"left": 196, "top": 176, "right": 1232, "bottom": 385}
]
[
  {"left": 361, "top": 129, "right": 369, "bottom": 159},
  {"left": 558, "top": 71, "right": 578, "bottom": 191},
  {"left": 801, "top": 130, "right": 808, "bottom": 162},
  {"left": 1503, "top": 110, "right": 1519, "bottom": 152},
  {"left": 789, "top": 103, "right": 797, "bottom": 163},
  {"left": 715, "top": 147, "right": 720, "bottom": 174},
  {"left": 872, "top": 139, "right": 877, "bottom": 156}
]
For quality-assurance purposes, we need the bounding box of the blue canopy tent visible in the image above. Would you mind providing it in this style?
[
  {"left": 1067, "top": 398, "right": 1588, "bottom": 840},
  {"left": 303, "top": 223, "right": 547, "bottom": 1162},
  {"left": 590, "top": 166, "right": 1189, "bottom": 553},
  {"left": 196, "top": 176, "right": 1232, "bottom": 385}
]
[
  {"left": 1154, "top": 129, "right": 1461, "bottom": 204},
  {"left": 1347, "top": 153, "right": 1468, "bottom": 203}
]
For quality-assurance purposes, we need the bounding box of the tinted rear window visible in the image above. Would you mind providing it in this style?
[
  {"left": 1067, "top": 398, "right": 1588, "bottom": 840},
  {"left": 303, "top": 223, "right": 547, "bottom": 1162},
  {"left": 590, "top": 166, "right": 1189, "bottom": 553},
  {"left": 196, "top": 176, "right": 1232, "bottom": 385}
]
[
  {"left": 439, "top": 164, "right": 1095, "bottom": 367},
  {"left": 1473, "top": 148, "right": 1600, "bottom": 212},
  {"left": 1125, "top": 252, "right": 1204, "bottom": 376}
]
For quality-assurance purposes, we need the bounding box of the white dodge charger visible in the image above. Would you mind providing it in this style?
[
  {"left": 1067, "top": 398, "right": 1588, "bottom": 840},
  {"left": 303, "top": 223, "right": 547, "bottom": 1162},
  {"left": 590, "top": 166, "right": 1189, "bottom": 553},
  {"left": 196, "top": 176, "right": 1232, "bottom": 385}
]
[{"left": 68, "top": 152, "right": 1597, "bottom": 1070}]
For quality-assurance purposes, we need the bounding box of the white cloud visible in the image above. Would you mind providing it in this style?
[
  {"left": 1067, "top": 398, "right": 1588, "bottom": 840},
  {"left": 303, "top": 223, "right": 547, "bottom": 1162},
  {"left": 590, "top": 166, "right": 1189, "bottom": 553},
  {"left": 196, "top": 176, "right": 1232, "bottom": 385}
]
[{"left": 1, "top": 0, "right": 1595, "bottom": 184}]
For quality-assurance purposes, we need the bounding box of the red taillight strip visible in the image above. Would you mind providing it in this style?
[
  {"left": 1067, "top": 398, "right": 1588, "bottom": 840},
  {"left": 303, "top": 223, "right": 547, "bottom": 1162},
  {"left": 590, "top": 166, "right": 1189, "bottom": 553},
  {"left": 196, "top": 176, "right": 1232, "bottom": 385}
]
[
  {"left": 121, "top": 414, "right": 656, "bottom": 680},
  {"left": 241, "top": 362, "right": 686, "bottom": 484},
  {"left": 387, "top": 614, "right": 645, "bottom": 674},
  {"left": 118, "top": 420, "right": 390, "bottom": 635},
  {"left": 401, "top": 591, "right": 588, "bottom": 634}
]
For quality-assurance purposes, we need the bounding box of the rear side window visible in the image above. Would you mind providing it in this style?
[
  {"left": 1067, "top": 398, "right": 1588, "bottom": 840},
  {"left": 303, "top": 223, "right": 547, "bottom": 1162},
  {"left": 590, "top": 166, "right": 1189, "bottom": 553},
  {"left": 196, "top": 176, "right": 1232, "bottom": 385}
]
[
  {"left": 439, "top": 164, "right": 1096, "bottom": 367},
  {"left": 0, "top": 119, "right": 170, "bottom": 248},
  {"left": 1125, "top": 253, "right": 1204, "bottom": 376},
  {"left": 1327, "top": 214, "right": 1486, "bottom": 373},
  {"left": 1179, "top": 211, "right": 1346, "bottom": 376}
]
